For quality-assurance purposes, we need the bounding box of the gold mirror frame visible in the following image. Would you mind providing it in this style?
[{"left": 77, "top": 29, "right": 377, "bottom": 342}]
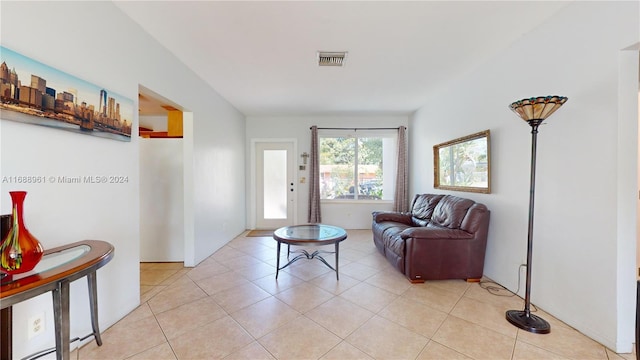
[{"left": 433, "top": 130, "right": 491, "bottom": 194}]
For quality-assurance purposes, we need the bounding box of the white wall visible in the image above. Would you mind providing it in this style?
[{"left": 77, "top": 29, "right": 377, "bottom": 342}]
[
  {"left": 246, "top": 115, "right": 408, "bottom": 229},
  {"left": 617, "top": 47, "right": 640, "bottom": 351},
  {"left": 1, "top": 2, "right": 246, "bottom": 358},
  {"left": 139, "top": 137, "right": 184, "bottom": 262},
  {"left": 409, "top": 1, "right": 638, "bottom": 352},
  {"left": 139, "top": 115, "right": 167, "bottom": 132}
]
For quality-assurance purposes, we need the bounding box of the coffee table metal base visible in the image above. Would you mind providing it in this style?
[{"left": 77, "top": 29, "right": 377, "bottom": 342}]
[
  {"left": 273, "top": 224, "right": 347, "bottom": 281},
  {"left": 276, "top": 242, "right": 340, "bottom": 280}
]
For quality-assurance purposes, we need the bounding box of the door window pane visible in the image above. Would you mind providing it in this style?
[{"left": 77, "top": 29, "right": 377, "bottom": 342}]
[{"left": 263, "top": 150, "right": 287, "bottom": 219}]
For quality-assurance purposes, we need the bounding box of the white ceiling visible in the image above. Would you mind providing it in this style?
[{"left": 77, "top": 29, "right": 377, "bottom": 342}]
[{"left": 116, "top": 1, "right": 571, "bottom": 116}]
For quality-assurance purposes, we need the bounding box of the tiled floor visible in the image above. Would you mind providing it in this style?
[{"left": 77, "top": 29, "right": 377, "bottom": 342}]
[{"left": 78, "top": 230, "right": 636, "bottom": 360}]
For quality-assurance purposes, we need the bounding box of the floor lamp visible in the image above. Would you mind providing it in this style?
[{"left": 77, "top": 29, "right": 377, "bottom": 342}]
[{"left": 506, "top": 95, "right": 568, "bottom": 334}]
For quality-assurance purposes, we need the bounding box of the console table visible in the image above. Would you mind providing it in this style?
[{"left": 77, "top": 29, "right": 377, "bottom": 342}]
[{"left": 0, "top": 240, "right": 114, "bottom": 360}]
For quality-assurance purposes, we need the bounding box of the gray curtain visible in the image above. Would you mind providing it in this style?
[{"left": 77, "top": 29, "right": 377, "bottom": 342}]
[
  {"left": 308, "top": 126, "right": 322, "bottom": 223},
  {"left": 393, "top": 126, "right": 409, "bottom": 212}
]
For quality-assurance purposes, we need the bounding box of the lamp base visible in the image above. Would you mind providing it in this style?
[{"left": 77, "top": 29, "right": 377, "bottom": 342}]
[{"left": 506, "top": 310, "right": 550, "bottom": 334}]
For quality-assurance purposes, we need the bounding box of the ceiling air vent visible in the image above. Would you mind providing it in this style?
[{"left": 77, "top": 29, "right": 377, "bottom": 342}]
[{"left": 318, "top": 51, "right": 347, "bottom": 67}]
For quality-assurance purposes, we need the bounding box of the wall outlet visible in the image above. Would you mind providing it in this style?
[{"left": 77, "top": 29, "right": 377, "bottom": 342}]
[{"left": 28, "top": 313, "right": 45, "bottom": 339}]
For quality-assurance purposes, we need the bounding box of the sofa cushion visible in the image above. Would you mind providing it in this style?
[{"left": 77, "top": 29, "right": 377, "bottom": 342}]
[
  {"left": 410, "top": 194, "right": 444, "bottom": 226},
  {"left": 373, "top": 221, "right": 402, "bottom": 244},
  {"left": 383, "top": 225, "right": 410, "bottom": 255},
  {"left": 382, "top": 224, "right": 410, "bottom": 272},
  {"left": 431, "top": 195, "right": 475, "bottom": 229}
]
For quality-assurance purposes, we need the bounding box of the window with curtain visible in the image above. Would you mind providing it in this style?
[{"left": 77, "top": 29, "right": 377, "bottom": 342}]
[{"left": 319, "top": 129, "right": 397, "bottom": 201}]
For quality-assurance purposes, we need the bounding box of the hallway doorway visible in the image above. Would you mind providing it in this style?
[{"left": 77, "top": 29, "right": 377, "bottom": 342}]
[{"left": 138, "top": 85, "right": 189, "bottom": 262}]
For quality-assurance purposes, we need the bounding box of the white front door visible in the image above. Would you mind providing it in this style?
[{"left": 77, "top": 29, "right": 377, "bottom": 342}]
[{"left": 255, "top": 141, "right": 295, "bottom": 229}]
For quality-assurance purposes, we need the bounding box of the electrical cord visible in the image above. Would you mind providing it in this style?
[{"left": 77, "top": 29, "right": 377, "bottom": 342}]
[
  {"left": 479, "top": 263, "right": 538, "bottom": 312},
  {"left": 21, "top": 333, "right": 95, "bottom": 360}
]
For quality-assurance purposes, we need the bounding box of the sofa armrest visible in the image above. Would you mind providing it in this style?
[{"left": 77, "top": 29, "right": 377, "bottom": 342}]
[
  {"left": 372, "top": 211, "right": 412, "bottom": 225},
  {"left": 400, "top": 226, "right": 473, "bottom": 240}
]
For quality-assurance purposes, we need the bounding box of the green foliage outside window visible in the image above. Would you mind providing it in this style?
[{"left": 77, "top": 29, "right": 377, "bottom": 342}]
[{"left": 320, "top": 136, "right": 384, "bottom": 200}]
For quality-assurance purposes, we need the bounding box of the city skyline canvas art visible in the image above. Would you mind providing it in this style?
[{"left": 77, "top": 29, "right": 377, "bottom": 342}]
[{"left": 0, "top": 46, "right": 133, "bottom": 142}]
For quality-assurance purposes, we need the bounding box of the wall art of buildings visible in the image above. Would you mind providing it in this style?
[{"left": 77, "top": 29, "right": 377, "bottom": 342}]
[{"left": 0, "top": 46, "right": 133, "bottom": 141}]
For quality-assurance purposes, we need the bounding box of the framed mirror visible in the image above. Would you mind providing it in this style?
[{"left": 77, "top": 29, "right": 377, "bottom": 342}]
[{"left": 434, "top": 130, "right": 491, "bottom": 193}]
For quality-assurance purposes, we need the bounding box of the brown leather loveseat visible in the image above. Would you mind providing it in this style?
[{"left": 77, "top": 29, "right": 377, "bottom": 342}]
[{"left": 372, "top": 194, "right": 490, "bottom": 283}]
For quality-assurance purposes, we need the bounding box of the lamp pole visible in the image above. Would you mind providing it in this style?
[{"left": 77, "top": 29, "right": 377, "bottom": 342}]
[
  {"left": 505, "top": 119, "right": 550, "bottom": 334},
  {"left": 524, "top": 119, "right": 541, "bottom": 318}
]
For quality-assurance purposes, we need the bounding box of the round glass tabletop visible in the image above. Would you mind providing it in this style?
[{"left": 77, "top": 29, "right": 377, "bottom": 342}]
[{"left": 273, "top": 224, "right": 347, "bottom": 244}]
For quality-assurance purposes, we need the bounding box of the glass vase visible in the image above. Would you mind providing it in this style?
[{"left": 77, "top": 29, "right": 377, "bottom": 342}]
[{"left": 0, "top": 191, "right": 44, "bottom": 275}]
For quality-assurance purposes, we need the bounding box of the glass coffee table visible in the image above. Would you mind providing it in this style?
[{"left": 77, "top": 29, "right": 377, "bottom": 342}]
[{"left": 273, "top": 224, "right": 347, "bottom": 280}]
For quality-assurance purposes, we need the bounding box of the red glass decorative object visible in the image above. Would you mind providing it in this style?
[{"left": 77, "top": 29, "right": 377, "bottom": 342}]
[{"left": 0, "top": 191, "right": 44, "bottom": 274}]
